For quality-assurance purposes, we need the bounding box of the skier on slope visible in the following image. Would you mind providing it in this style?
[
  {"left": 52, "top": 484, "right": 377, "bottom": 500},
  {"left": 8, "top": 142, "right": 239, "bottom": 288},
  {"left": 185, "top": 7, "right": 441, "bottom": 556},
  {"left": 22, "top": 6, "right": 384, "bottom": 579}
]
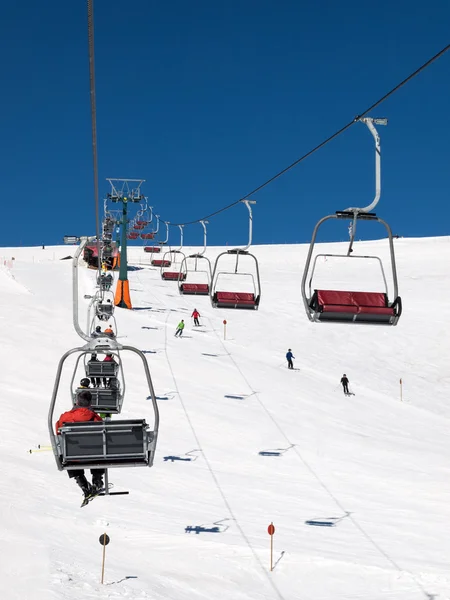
[
  {"left": 191, "top": 309, "right": 200, "bottom": 327},
  {"left": 340, "top": 374, "right": 350, "bottom": 395},
  {"left": 286, "top": 349, "right": 295, "bottom": 370},
  {"left": 55, "top": 390, "right": 105, "bottom": 498},
  {"left": 175, "top": 319, "right": 185, "bottom": 337}
]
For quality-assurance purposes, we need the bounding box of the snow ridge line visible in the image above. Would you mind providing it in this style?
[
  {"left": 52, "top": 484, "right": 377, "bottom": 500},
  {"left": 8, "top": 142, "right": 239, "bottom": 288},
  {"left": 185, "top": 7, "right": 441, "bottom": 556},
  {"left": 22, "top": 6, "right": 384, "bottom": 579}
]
[
  {"left": 206, "top": 319, "right": 432, "bottom": 600},
  {"left": 161, "top": 307, "right": 291, "bottom": 600}
]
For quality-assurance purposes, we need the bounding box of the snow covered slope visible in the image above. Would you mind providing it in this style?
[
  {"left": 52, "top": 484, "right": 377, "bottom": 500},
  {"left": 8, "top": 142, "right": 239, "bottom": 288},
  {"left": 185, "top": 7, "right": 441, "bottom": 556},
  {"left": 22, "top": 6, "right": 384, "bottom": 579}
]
[{"left": 0, "top": 237, "right": 449, "bottom": 600}]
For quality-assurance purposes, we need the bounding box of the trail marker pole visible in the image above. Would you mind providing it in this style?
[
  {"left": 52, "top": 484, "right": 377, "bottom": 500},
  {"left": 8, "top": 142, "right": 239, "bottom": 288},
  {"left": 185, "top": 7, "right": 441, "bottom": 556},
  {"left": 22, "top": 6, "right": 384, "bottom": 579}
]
[
  {"left": 99, "top": 533, "right": 110, "bottom": 584},
  {"left": 223, "top": 319, "right": 227, "bottom": 340},
  {"left": 400, "top": 378, "right": 403, "bottom": 402},
  {"left": 267, "top": 523, "right": 275, "bottom": 571}
]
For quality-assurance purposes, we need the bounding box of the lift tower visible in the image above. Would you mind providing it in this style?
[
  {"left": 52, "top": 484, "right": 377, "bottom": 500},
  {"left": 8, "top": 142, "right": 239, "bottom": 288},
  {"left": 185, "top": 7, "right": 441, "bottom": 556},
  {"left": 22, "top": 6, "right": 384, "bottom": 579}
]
[{"left": 106, "top": 178, "right": 145, "bottom": 309}]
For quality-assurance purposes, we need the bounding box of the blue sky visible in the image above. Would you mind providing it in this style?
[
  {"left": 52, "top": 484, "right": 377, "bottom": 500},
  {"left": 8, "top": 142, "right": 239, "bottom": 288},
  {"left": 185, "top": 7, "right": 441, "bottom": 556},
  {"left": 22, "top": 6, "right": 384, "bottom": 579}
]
[{"left": 0, "top": 0, "right": 448, "bottom": 248}]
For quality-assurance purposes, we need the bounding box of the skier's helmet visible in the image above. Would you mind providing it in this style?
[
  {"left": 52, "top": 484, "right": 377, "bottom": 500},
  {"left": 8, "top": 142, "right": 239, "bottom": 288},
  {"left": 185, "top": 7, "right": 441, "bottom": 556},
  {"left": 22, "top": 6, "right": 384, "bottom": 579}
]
[
  {"left": 288, "top": 349, "right": 292, "bottom": 351},
  {"left": 80, "top": 378, "right": 90, "bottom": 388}
]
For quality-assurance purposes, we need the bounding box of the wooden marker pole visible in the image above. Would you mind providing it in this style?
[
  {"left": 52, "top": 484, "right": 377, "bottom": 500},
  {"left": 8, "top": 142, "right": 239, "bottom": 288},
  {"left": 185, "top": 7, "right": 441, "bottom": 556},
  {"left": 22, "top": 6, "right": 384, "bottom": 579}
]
[
  {"left": 223, "top": 319, "right": 227, "bottom": 340},
  {"left": 99, "top": 533, "right": 110, "bottom": 584},
  {"left": 400, "top": 378, "right": 403, "bottom": 402},
  {"left": 267, "top": 523, "right": 275, "bottom": 571}
]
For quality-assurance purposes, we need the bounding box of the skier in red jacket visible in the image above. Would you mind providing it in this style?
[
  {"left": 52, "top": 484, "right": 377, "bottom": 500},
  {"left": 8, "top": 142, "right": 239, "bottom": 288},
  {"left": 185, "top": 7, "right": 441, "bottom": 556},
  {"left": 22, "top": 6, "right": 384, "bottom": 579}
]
[
  {"left": 55, "top": 390, "right": 105, "bottom": 497},
  {"left": 191, "top": 309, "right": 200, "bottom": 327}
]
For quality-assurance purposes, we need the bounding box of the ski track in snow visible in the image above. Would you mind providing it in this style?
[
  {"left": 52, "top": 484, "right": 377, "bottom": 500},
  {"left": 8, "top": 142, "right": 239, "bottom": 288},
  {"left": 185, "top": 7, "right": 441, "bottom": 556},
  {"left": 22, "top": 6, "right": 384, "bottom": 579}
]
[{"left": 0, "top": 239, "right": 450, "bottom": 600}]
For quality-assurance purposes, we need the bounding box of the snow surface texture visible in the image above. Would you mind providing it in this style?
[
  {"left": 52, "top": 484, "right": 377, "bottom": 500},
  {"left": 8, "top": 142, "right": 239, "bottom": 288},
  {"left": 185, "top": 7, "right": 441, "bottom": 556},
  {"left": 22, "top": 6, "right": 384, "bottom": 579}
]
[{"left": 0, "top": 237, "right": 449, "bottom": 600}]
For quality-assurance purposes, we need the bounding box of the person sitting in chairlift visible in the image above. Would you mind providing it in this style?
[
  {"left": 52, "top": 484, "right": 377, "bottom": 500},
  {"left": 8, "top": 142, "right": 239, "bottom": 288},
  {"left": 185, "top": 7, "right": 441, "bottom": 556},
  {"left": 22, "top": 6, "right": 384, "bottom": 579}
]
[
  {"left": 104, "top": 324, "right": 114, "bottom": 337},
  {"left": 93, "top": 325, "right": 102, "bottom": 337},
  {"left": 55, "top": 390, "right": 105, "bottom": 498},
  {"left": 87, "top": 353, "right": 101, "bottom": 387},
  {"left": 102, "top": 353, "right": 117, "bottom": 386}
]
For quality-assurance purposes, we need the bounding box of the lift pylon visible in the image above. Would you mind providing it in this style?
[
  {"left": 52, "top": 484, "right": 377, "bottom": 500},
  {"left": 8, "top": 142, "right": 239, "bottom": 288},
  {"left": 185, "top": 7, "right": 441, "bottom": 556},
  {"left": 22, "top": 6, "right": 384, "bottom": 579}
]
[{"left": 106, "top": 178, "right": 145, "bottom": 309}]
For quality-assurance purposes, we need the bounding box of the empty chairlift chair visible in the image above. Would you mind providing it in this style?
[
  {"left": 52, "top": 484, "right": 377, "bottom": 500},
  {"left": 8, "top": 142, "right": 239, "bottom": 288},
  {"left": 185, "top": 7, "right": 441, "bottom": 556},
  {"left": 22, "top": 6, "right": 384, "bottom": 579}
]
[
  {"left": 179, "top": 255, "right": 212, "bottom": 295},
  {"left": 210, "top": 201, "right": 261, "bottom": 309},
  {"left": 179, "top": 220, "right": 211, "bottom": 295},
  {"left": 301, "top": 118, "right": 402, "bottom": 326},
  {"left": 161, "top": 250, "right": 186, "bottom": 281}
]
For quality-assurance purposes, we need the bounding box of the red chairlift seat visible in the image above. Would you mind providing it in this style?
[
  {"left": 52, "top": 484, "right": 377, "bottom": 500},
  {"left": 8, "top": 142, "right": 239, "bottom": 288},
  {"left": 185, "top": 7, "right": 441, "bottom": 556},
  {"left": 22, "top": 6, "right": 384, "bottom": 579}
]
[
  {"left": 214, "top": 291, "right": 258, "bottom": 309},
  {"left": 180, "top": 283, "right": 210, "bottom": 295},
  {"left": 144, "top": 246, "right": 161, "bottom": 253},
  {"left": 136, "top": 220, "right": 148, "bottom": 226},
  {"left": 151, "top": 259, "right": 171, "bottom": 267},
  {"left": 161, "top": 272, "right": 186, "bottom": 281},
  {"left": 309, "top": 289, "right": 401, "bottom": 324},
  {"left": 133, "top": 224, "right": 145, "bottom": 230},
  {"left": 141, "top": 233, "right": 155, "bottom": 240}
]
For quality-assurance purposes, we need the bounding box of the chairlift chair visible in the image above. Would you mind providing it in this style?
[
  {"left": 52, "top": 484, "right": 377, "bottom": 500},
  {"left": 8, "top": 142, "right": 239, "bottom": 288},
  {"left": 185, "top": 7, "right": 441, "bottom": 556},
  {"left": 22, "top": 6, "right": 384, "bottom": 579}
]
[
  {"left": 49, "top": 340, "right": 159, "bottom": 471},
  {"left": 161, "top": 250, "right": 186, "bottom": 281},
  {"left": 210, "top": 201, "right": 261, "bottom": 309},
  {"left": 179, "top": 254, "right": 212, "bottom": 295},
  {"left": 178, "top": 221, "right": 212, "bottom": 295},
  {"left": 301, "top": 118, "right": 402, "bottom": 326},
  {"left": 151, "top": 220, "right": 170, "bottom": 266},
  {"left": 71, "top": 349, "right": 125, "bottom": 414}
]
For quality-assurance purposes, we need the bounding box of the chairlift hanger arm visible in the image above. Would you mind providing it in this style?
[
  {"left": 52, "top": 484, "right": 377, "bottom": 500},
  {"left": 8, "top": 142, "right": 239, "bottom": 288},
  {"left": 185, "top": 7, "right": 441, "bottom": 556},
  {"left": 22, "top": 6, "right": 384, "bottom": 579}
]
[
  {"left": 199, "top": 220, "right": 208, "bottom": 256},
  {"left": 345, "top": 118, "right": 387, "bottom": 214},
  {"left": 160, "top": 220, "right": 169, "bottom": 245}
]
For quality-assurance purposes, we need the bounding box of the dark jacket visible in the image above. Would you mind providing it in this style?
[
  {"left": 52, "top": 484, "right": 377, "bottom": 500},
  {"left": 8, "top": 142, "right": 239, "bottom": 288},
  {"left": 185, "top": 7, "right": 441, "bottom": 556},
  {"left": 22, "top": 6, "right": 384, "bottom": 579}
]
[{"left": 286, "top": 352, "right": 294, "bottom": 361}]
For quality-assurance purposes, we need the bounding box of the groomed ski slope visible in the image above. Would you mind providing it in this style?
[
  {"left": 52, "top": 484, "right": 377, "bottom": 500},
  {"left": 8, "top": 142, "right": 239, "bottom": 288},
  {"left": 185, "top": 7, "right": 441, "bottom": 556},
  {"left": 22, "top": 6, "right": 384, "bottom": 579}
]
[{"left": 0, "top": 237, "right": 449, "bottom": 600}]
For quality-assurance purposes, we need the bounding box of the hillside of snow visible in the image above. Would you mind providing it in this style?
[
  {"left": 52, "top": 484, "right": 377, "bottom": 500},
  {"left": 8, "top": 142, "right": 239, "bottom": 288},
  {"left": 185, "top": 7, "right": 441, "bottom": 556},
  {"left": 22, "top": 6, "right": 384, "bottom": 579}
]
[{"left": 0, "top": 236, "right": 449, "bottom": 600}]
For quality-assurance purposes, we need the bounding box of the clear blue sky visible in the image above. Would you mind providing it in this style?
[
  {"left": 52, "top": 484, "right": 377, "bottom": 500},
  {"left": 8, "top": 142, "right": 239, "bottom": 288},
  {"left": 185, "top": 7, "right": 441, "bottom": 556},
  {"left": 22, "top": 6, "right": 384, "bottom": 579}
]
[{"left": 0, "top": 0, "right": 448, "bottom": 248}]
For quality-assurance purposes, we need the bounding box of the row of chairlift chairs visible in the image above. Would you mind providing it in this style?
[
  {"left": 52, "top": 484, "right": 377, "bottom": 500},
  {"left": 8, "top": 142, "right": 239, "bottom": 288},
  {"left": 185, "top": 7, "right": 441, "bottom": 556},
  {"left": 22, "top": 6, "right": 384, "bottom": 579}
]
[
  {"left": 49, "top": 224, "right": 160, "bottom": 498},
  {"left": 141, "top": 203, "right": 262, "bottom": 310},
  {"left": 139, "top": 118, "right": 401, "bottom": 324}
]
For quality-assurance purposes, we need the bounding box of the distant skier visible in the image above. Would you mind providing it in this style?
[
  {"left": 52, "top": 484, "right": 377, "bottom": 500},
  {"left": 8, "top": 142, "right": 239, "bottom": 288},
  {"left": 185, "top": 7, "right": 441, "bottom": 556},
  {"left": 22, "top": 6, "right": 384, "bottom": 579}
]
[
  {"left": 55, "top": 390, "right": 105, "bottom": 498},
  {"left": 175, "top": 320, "right": 185, "bottom": 337},
  {"left": 340, "top": 374, "right": 350, "bottom": 395},
  {"left": 286, "top": 349, "right": 295, "bottom": 370},
  {"left": 191, "top": 309, "right": 200, "bottom": 327}
]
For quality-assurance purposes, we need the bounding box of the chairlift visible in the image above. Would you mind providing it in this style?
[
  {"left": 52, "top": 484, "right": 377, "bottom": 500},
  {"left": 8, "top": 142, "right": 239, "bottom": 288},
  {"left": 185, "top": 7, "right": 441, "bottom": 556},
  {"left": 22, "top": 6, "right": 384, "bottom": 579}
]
[
  {"left": 50, "top": 237, "right": 159, "bottom": 485},
  {"left": 49, "top": 339, "right": 159, "bottom": 472},
  {"left": 70, "top": 348, "right": 125, "bottom": 414},
  {"left": 161, "top": 226, "right": 186, "bottom": 281},
  {"left": 301, "top": 118, "right": 402, "bottom": 326},
  {"left": 179, "top": 221, "right": 212, "bottom": 295},
  {"left": 151, "top": 220, "right": 171, "bottom": 267},
  {"left": 211, "top": 201, "right": 261, "bottom": 309}
]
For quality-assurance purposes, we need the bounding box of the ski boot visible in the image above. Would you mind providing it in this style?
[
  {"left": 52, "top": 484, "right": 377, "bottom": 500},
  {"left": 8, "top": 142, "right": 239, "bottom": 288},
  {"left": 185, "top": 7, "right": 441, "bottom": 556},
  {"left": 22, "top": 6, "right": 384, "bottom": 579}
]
[
  {"left": 91, "top": 474, "right": 104, "bottom": 494},
  {"left": 75, "top": 475, "right": 92, "bottom": 498}
]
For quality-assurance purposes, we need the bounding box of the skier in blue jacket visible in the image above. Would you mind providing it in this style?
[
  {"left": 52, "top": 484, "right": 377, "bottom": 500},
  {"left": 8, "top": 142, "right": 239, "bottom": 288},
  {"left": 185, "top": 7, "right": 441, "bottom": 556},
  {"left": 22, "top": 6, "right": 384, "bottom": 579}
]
[{"left": 286, "top": 349, "right": 295, "bottom": 370}]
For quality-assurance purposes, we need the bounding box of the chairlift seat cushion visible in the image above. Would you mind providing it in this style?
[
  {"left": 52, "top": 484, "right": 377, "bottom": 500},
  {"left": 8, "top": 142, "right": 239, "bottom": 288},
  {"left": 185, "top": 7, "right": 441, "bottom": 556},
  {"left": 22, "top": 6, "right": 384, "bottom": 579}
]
[
  {"left": 314, "top": 290, "right": 395, "bottom": 315},
  {"left": 151, "top": 260, "right": 171, "bottom": 267},
  {"left": 162, "top": 272, "right": 186, "bottom": 280},
  {"left": 180, "top": 283, "right": 209, "bottom": 295},
  {"left": 216, "top": 291, "right": 256, "bottom": 306},
  {"left": 144, "top": 246, "right": 161, "bottom": 253}
]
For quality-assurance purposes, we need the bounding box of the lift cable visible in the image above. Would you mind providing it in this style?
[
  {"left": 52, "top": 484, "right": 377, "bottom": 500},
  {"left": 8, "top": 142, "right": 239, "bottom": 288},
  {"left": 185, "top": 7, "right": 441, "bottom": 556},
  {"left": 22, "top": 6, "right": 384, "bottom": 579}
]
[
  {"left": 87, "top": 0, "right": 102, "bottom": 274},
  {"left": 166, "top": 42, "right": 449, "bottom": 228}
]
